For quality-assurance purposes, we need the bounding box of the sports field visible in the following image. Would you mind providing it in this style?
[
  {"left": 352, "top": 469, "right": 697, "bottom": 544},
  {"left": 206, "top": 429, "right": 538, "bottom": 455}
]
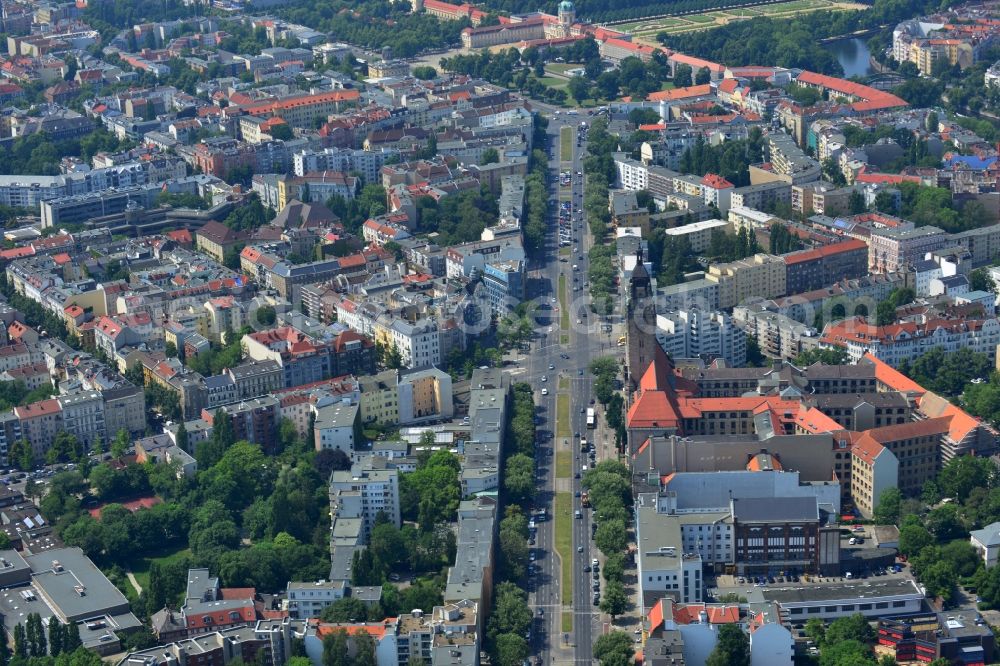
[{"left": 615, "top": 0, "right": 866, "bottom": 42}]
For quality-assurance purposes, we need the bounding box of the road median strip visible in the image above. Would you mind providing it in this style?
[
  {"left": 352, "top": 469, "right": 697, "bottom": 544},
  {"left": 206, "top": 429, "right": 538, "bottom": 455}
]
[{"left": 554, "top": 491, "right": 574, "bottom": 615}]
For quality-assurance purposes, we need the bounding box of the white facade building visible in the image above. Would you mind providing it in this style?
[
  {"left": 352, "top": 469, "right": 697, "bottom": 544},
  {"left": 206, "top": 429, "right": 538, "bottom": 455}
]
[{"left": 657, "top": 308, "right": 747, "bottom": 366}]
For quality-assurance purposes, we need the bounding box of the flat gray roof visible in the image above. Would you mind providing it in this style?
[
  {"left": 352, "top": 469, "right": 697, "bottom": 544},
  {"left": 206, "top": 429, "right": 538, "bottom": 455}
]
[
  {"left": 757, "top": 578, "right": 922, "bottom": 605},
  {"left": 732, "top": 497, "right": 819, "bottom": 523},
  {"left": 23, "top": 547, "right": 131, "bottom": 621}
]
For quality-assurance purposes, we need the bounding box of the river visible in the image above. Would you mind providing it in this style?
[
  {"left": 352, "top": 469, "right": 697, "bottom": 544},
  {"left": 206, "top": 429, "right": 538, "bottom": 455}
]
[{"left": 825, "top": 37, "right": 873, "bottom": 78}]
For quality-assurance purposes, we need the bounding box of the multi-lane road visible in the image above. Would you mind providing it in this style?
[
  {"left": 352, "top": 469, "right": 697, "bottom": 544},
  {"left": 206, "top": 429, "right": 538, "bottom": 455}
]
[{"left": 522, "top": 106, "right": 612, "bottom": 664}]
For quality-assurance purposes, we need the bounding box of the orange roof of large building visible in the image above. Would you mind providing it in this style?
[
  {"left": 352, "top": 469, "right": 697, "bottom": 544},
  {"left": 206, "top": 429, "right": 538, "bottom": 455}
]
[
  {"left": 669, "top": 53, "right": 725, "bottom": 73},
  {"left": 917, "top": 390, "right": 984, "bottom": 445},
  {"left": 240, "top": 90, "right": 360, "bottom": 117},
  {"left": 796, "top": 71, "right": 907, "bottom": 112},
  {"left": 783, "top": 238, "right": 867, "bottom": 265},
  {"left": 647, "top": 84, "right": 712, "bottom": 102},
  {"left": 863, "top": 353, "right": 926, "bottom": 395},
  {"left": 603, "top": 37, "right": 659, "bottom": 57}
]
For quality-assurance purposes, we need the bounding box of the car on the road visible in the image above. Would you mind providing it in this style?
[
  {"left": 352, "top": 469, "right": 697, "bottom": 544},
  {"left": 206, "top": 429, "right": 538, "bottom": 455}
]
[
  {"left": 541, "top": 375, "right": 547, "bottom": 382},
  {"left": 575, "top": 510, "right": 582, "bottom": 518},
  {"left": 593, "top": 594, "right": 600, "bottom": 606},
  {"left": 541, "top": 388, "right": 549, "bottom": 396},
  {"left": 574, "top": 472, "right": 580, "bottom": 479},
  {"left": 574, "top": 491, "right": 581, "bottom": 497},
  {"left": 584, "top": 565, "right": 591, "bottom": 572},
  {"left": 577, "top": 546, "right": 584, "bottom": 553}
]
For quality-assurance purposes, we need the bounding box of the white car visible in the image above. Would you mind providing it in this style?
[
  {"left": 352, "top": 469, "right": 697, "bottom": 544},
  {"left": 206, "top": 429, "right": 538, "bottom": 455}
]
[{"left": 541, "top": 388, "right": 549, "bottom": 396}]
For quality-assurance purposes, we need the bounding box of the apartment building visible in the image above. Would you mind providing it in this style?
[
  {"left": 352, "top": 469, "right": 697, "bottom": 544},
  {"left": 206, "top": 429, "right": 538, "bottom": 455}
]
[
  {"left": 636, "top": 500, "right": 704, "bottom": 605},
  {"left": 329, "top": 458, "right": 401, "bottom": 541},
  {"left": 869, "top": 226, "right": 947, "bottom": 274},
  {"left": 850, "top": 434, "right": 899, "bottom": 519},
  {"left": 762, "top": 133, "right": 822, "bottom": 185},
  {"left": 821, "top": 316, "right": 1000, "bottom": 366},
  {"left": 664, "top": 219, "right": 732, "bottom": 253},
  {"left": 656, "top": 308, "right": 746, "bottom": 366},
  {"left": 859, "top": 418, "right": 951, "bottom": 496},
  {"left": 730, "top": 181, "right": 791, "bottom": 211},
  {"left": 360, "top": 367, "right": 454, "bottom": 426},
  {"left": 783, "top": 239, "right": 869, "bottom": 295},
  {"left": 242, "top": 327, "right": 375, "bottom": 387},
  {"left": 791, "top": 182, "right": 858, "bottom": 216},
  {"left": 314, "top": 401, "right": 361, "bottom": 454},
  {"left": 728, "top": 206, "right": 780, "bottom": 234},
  {"left": 285, "top": 581, "right": 345, "bottom": 619},
  {"left": 810, "top": 392, "right": 911, "bottom": 431},
  {"left": 733, "top": 306, "right": 820, "bottom": 362},
  {"left": 238, "top": 90, "right": 361, "bottom": 127},
  {"left": 732, "top": 496, "right": 829, "bottom": 577},
  {"left": 195, "top": 221, "right": 250, "bottom": 263},
  {"left": 707, "top": 253, "right": 787, "bottom": 309},
  {"left": 101, "top": 383, "right": 147, "bottom": 438},
  {"left": 13, "top": 398, "right": 61, "bottom": 459},
  {"left": 224, "top": 394, "right": 281, "bottom": 448},
  {"left": 376, "top": 317, "right": 442, "bottom": 370},
  {"left": 56, "top": 390, "right": 105, "bottom": 450}
]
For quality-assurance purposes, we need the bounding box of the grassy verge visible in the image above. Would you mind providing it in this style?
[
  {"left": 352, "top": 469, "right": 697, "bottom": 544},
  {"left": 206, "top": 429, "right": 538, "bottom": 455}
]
[
  {"left": 560, "top": 126, "right": 573, "bottom": 163},
  {"left": 556, "top": 450, "right": 571, "bottom": 478},
  {"left": 561, "top": 334, "right": 569, "bottom": 345},
  {"left": 559, "top": 246, "right": 571, "bottom": 256},
  {"left": 562, "top": 611, "right": 573, "bottom": 634},
  {"left": 557, "top": 393, "right": 571, "bottom": 439},
  {"left": 558, "top": 376, "right": 569, "bottom": 390},
  {"left": 558, "top": 274, "right": 569, "bottom": 330},
  {"left": 555, "top": 491, "right": 573, "bottom": 609}
]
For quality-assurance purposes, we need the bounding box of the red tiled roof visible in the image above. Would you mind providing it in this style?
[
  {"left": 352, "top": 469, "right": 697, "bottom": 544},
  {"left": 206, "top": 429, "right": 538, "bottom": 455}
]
[
  {"left": 649, "top": 600, "right": 665, "bottom": 632},
  {"left": 851, "top": 433, "right": 886, "bottom": 466},
  {"left": 14, "top": 398, "right": 60, "bottom": 419},
  {"left": 718, "top": 78, "right": 739, "bottom": 94},
  {"left": 672, "top": 604, "right": 740, "bottom": 625},
  {"left": 701, "top": 173, "right": 733, "bottom": 189},
  {"left": 166, "top": 229, "right": 193, "bottom": 244}
]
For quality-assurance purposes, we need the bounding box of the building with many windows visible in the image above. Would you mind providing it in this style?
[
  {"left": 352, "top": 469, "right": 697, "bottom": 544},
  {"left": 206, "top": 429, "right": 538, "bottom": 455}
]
[{"left": 329, "top": 457, "right": 401, "bottom": 541}]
